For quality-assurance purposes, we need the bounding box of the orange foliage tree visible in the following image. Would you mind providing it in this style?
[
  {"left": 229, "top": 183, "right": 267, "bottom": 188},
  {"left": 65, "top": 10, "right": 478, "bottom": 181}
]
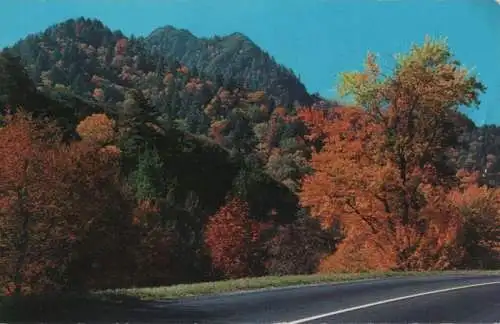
[
  {"left": 296, "top": 107, "right": 330, "bottom": 142},
  {"left": 204, "top": 198, "right": 265, "bottom": 278},
  {"left": 0, "top": 111, "right": 134, "bottom": 295},
  {"left": 76, "top": 113, "right": 116, "bottom": 146},
  {"left": 300, "top": 37, "right": 489, "bottom": 272},
  {"left": 296, "top": 107, "right": 332, "bottom": 153}
]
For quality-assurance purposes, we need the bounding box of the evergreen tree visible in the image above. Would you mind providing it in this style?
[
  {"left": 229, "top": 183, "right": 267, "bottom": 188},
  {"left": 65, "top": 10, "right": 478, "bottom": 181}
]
[{"left": 129, "top": 146, "right": 167, "bottom": 201}]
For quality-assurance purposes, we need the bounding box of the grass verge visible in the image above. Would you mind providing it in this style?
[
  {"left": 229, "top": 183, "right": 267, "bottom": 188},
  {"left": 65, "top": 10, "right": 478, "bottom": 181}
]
[{"left": 102, "top": 269, "right": 500, "bottom": 300}]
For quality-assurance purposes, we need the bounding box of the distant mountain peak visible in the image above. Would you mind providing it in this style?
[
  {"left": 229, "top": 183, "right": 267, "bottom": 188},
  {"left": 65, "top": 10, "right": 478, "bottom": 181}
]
[
  {"left": 146, "top": 26, "right": 313, "bottom": 106},
  {"left": 53, "top": 17, "right": 111, "bottom": 33},
  {"left": 151, "top": 26, "right": 254, "bottom": 45},
  {"left": 151, "top": 25, "right": 196, "bottom": 37},
  {"left": 225, "top": 32, "right": 251, "bottom": 41}
]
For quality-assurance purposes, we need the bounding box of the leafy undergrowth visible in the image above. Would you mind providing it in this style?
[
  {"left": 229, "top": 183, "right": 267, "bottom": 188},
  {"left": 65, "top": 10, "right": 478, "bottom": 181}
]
[{"left": 1, "top": 270, "right": 499, "bottom": 322}]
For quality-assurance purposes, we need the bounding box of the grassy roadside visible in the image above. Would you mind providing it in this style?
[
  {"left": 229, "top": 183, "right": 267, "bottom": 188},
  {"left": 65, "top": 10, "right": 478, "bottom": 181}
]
[
  {"left": 1, "top": 270, "right": 499, "bottom": 321},
  {"left": 102, "top": 269, "right": 500, "bottom": 300}
]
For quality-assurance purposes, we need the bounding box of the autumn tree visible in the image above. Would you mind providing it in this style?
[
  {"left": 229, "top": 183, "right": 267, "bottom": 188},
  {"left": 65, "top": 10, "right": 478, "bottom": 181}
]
[
  {"left": 300, "top": 37, "right": 487, "bottom": 272},
  {"left": 0, "top": 111, "right": 134, "bottom": 294},
  {"left": 76, "top": 113, "right": 116, "bottom": 145},
  {"left": 204, "top": 198, "right": 265, "bottom": 278},
  {"left": 296, "top": 107, "right": 330, "bottom": 152},
  {"left": 447, "top": 177, "right": 500, "bottom": 269}
]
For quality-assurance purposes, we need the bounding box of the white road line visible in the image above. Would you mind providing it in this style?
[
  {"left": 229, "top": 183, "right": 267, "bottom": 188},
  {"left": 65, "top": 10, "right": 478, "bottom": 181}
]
[{"left": 278, "top": 280, "right": 500, "bottom": 324}]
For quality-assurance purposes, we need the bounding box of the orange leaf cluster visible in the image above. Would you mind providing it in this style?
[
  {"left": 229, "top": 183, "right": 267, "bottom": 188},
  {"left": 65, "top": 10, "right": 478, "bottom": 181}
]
[
  {"left": 246, "top": 90, "right": 267, "bottom": 104},
  {"left": 300, "top": 107, "right": 387, "bottom": 230},
  {"left": 315, "top": 182, "right": 471, "bottom": 273},
  {"left": 273, "top": 106, "right": 287, "bottom": 117},
  {"left": 296, "top": 107, "right": 330, "bottom": 143},
  {"left": 76, "top": 113, "right": 116, "bottom": 145}
]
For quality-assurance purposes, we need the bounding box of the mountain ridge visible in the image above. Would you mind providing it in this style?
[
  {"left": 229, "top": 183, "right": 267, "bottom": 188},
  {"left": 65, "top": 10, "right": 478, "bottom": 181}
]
[
  {"left": 4, "top": 17, "right": 315, "bottom": 109},
  {"left": 145, "top": 23, "right": 313, "bottom": 107}
]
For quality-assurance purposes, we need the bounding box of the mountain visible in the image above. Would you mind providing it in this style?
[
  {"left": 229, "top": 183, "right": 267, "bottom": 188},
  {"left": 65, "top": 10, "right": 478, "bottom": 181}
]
[
  {"left": 0, "top": 16, "right": 341, "bottom": 290},
  {"left": 145, "top": 25, "right": 313, "bottom": 108}
]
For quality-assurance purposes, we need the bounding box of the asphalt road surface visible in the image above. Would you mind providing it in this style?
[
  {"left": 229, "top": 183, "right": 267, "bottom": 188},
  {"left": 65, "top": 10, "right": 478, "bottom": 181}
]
[
  {"left": 141, "top": 273, "right": 500, "bottom": 323},
  {"left": 88, "top": 273, "right": 500, "bottom": 323}
]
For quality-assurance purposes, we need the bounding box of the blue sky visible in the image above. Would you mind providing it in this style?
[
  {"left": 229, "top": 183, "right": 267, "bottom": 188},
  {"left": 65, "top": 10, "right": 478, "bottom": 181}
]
[{"left": 1, "top": 0, "right": 499, "bottom": 125}]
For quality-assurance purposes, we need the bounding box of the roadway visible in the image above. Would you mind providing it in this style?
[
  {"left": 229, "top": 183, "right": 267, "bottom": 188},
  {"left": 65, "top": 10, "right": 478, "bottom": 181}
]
[
  {"left": 138, "top": 273, "right": 500, "bottom": 323},
  {"left": 64, "top": 273, "right": 499, "bottom": 323}
]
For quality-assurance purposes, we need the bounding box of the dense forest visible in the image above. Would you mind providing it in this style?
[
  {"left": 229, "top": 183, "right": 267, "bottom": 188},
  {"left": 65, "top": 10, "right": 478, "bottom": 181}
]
[{"left": 0, "top": 17, "right": 498, "bottom": 296}]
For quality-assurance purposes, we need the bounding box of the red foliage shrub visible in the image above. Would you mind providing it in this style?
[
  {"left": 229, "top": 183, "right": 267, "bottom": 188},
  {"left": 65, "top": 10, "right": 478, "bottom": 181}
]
[{"left": 204, "top": 198, "right": 265, "bottom": 278}]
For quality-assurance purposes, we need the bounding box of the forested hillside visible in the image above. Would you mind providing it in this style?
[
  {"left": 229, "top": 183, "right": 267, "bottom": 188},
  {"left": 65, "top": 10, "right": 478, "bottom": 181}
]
[
  {"left": 0, "top": 17, "right": 335, "bottom": 294},
  {"left": 145, "top": 25, "right": 313, "bottom": 107},
  {"left": 0, "top": 17, "right": 498, "bottom": 297}
]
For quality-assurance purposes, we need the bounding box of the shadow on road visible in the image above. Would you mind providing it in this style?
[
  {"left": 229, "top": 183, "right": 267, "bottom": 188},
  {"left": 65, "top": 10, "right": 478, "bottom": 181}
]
[{"left": 0, "top": 293, "right": 212, "bottom": 323}]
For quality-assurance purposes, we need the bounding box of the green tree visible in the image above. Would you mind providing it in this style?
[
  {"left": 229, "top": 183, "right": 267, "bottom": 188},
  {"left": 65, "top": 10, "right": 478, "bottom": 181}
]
[
  {"left": 0, "top": 53, "right": 38, "bottom": 109},
  {"left": 129, "top": 146, "right": 166, "bottom": 201}
]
